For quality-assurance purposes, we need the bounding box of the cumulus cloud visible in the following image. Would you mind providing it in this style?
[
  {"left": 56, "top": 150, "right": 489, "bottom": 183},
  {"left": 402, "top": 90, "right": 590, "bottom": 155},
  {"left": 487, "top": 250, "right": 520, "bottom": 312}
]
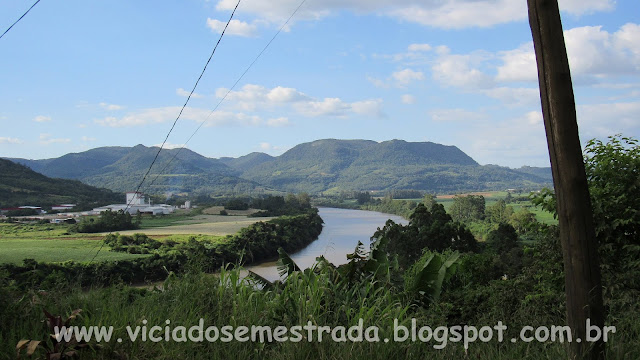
[
  {"left": 217, "top": 83, "right": 384, "bottom": 118},
  {"left": 461, "top": 111, "right": 549, "bottom": 167},
  {"left": 408, "top": 43, "right": 432, "bottom": 52},
  {"left": 33, "top": 115, "right": 51, "bottom": 122},
  {"left": 401, "top": 94, "right": 416, "bottom": 104},
  {"left": 430, "top": 108, "right": 486, "bottom": 122},
  {"left": 432, "top": 51, "right": 494, "bottom": 89},
  {"left": 392, "top": 68, "right": 425, "bottom": 86},
  {"left": 0, "top": 137, "right": 23, "bottom": 144},
  {"left": 266, "top": 117, "right": 291, "bottom": 127},
  {"left": 99, "top": 102, "right": 124, "bottom": 111},
  {"left": 39, "top": 133, "right": 71, "bottom": 145},
  {"left": 482, "top": 87, "right": 540, "bottom": 107},
  {"left": 215, "top": 0, "right": 613, "bottom": 30},
  {"left": 577, "top": 101, "right": 640, "bottom": 138},
  {"left": 496, "top": 23, "right": 640, "bottom": 84},
  {"left": 176, "top": 88, "right": 204, "bottom": 98},
  {"left": 207, "top": 18, "right": 258, "bottom": 37},
  {"left": 295, "top": 98, "right": 350, "bottom": 117}
]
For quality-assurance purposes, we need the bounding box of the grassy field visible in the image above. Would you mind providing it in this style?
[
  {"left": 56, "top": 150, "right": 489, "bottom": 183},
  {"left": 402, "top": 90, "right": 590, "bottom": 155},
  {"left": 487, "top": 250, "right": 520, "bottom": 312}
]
[
  {"left": 433, "top": 190, "right": 558, "bottom": 225},
  {"left": 0, "top": 208, "right": 272, "bottom": 265},
  {"left": 0, "top": 223, "right": 146, "bottom": 264}
]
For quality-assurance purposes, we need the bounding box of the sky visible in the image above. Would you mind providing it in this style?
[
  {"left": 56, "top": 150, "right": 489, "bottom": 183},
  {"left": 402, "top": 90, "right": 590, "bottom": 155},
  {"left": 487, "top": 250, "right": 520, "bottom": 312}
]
[{"left": 0, "top": 0, "right": 638, "bottom": 167}]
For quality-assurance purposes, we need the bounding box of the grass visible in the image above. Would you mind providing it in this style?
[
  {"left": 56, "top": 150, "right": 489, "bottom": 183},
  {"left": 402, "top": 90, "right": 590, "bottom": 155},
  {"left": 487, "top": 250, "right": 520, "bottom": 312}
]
[
  {"left": 0, "top": 237, "right": 147, "bottom": 264},
  {"left": 0, "top": 222, "right": 147, "bottom": 264},
  {"left": 0, "top": 208, "right": 270, "bottom": 264},
  {"left": 4, "top": 268, "right": 637, "bottom": 359}
]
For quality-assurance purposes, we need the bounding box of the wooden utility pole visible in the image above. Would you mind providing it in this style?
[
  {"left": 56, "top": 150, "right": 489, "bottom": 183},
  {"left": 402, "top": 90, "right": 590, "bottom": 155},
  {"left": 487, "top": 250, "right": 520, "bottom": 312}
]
[{"left": 527, "top": 0, "right": 605, "bottom": 359}]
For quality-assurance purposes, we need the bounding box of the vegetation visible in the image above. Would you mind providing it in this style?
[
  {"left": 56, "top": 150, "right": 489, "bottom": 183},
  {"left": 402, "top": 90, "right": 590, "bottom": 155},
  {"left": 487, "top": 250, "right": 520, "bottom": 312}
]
[
  {"left": 1, "top": 136, "right": 636, "bottom": 359},
  {"left": 71, "top": 210, "right": 138, "bottom": 233},
  {"left": 0, "top": 158, "right": 121, "bottom": 210},
  {"left": 9, "top": 139, "right": 552, "bottom": 197},
  {"left": 0, "top": 209, "right": 323, "bottom": 292}
]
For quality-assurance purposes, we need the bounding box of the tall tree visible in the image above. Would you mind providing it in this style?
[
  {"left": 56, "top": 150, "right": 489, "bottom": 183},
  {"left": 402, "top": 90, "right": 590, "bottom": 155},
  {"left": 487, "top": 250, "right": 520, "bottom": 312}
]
[{"left": 527, "top": 0, "right": 605, "bottom": 359}]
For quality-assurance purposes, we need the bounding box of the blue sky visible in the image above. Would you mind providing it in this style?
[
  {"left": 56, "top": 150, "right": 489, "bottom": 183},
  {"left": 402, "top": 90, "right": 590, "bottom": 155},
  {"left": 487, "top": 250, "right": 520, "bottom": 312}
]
[{"left": 1, "top": 0, "right": 638, "bottom": 167}]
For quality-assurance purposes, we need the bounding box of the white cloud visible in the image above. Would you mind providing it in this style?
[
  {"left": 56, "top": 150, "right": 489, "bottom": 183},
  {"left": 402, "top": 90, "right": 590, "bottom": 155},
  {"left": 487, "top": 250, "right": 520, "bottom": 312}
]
[
  {"left": 217, "top": 83, "right": 384, "bottom": 118},
  {"left": 39, "top": 133, "right": 71, "bottom": 145},
  {"left": 401, "top": 94, "right": 416, "bottom": 104},
  {"left": 295, "top": 98, "right": 350, "bottom": 117},
  {"left": 432, "top": 52, "right": 494, "bottom": 89},
  {"left": 408, "top": 43, "right": 432, "bottom": 52},
  {"left": 206, "top": 18, "right": 258, "bottom": 37},
  {"left": 266, "top": 117, "right": 291, "bottom": 127},
  {"left": 560, "top": 0, "right": 614, "bottom": 15},
  {"left": 429, "top": 108, "right": 486, "bottom": 122},
  {"left": 81, "top": 136, "right": 97, "bottom": 142},
  {"left": 496, "top": 23, "right": 640, "bottom": 84},
  {"left": 352, "top": 99, "right": 385, "bottom": 117},
  {"left": 99, "top": 102, "right": 124, "bottom": 111},
  {"left": 213, "top": 0, "right": 615, "bottom": 30},
  {"left": 577, "top": 101, "right": 640, "bottom": 139},
  {"left": 462, "top": 111, "right": 549, "bottom": 167},
  {"left": 0, "top": 137, "right": 23, "bottom": 144},
  {"left": 95, "top": 107, "right": 237, "bottom": 127},
  {"left": 482, "top": 87, "right": 540, "bottom": 107},
  {"left": 33, "top": 115, "right": 51, "bottom": 123},
  {"left": 392, "top": 68, "right": 425, "bottom": 87},
  {"left": 176, "top": 88, "right": 204, "bottom": 98},
  {"left": 496, "top": 43, "right": 537, "bottom": 82}
]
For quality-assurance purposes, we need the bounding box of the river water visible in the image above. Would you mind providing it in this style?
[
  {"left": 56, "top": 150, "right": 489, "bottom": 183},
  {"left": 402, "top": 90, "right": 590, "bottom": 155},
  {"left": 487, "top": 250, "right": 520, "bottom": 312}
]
[{"left": 245, "top": 207, "right": 408, "bottom": 282}]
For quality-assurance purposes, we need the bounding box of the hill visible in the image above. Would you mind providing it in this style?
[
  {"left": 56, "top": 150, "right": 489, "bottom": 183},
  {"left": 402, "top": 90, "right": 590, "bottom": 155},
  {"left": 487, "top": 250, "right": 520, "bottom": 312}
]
[
  {"left": 0, "top": 158, "right": 121, "bottom": 209},
  {"left": 7, "top": 145, "right": 268, "bottom": 196},
  {"left": 6, "top": 140, "right": 553, "bottom": 195},
  {"left": 235, "top": 139, "right": 549, "bottom": 193}
]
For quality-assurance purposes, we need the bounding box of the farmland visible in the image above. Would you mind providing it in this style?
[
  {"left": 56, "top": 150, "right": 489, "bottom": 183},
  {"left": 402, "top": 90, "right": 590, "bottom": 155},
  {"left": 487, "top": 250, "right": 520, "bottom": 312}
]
[{"left": 0, "top": 208, "right": 272, "bottom": 264}]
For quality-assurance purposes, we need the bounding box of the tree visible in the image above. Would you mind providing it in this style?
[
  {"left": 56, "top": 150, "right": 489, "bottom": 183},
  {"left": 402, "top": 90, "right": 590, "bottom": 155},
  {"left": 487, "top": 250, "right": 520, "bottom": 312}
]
[
  {"left": 486, "top": 223, "right": 519, "bottom": 253},
  {"left": 422, "top": 193, "right": 437, "bottom": 210},
  {"left": 373, "top": 203, "right": 477, "bottom": 267},
  {"left": 449, "top": 195, "right": 485, "bottom": 223},
  {"left": 486, "top": 199, "right": 514, "bottom": 224},
  {"left": 355, "top": 191, "right": 372, "bottom": 205},
  {"left": 583, "top": 135, "right": 640, "bottom": 290}
]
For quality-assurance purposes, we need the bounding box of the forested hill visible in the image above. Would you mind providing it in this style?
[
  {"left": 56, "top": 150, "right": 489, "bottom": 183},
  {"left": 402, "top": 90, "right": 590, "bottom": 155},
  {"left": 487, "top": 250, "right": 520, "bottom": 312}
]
[
  {"left": 6, "top": 140, "right": 552, "bottom": 195},
  {"left": 8, "top": 145, "right": 266, "bottom": 195},
  {"left": 0, "top": 158, "right": 121, "bottom": 209},
  {"left": 233, "top": 139, "right": 548, "bottom": 193}
]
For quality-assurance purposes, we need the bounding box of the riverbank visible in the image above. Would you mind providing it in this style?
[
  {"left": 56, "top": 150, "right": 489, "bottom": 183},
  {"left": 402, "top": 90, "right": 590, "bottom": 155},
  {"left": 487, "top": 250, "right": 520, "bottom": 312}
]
[{"left": 0, "top": 210, "right": 323, "bottom": 290}]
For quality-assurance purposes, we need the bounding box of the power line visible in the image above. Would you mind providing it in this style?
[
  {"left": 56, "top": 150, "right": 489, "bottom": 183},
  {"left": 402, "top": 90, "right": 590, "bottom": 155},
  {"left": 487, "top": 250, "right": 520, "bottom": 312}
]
[
  {"left": 143, "top": 0, "right": 308, "bottom": 193},
  {"left": 0, "top": 0, "right": 42, "bottom": 40},
  {"left": 86, "top": 0, "right": 242, "bottom": 265}
]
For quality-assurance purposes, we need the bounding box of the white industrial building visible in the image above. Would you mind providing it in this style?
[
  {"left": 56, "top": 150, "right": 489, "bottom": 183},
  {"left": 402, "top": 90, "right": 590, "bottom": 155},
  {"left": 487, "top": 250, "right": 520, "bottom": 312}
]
[{"left": 92, "top": 192, "right": 175, "bottom": 216}]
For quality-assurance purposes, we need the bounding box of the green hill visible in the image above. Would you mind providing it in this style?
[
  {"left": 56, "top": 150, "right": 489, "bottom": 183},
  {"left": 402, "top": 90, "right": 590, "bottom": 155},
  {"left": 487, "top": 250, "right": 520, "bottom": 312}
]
[
  {"left": 235, "top": 139, "right": 548, "bottom": 193},
  {"left": 7, "top": 145, "right": 266, "bottom": 196},
  {"left": 6, "top": 140, "right": 553, "bottom": 195},
  {"left": 0, "top": 158, "right": 121, "bottom": 209}
]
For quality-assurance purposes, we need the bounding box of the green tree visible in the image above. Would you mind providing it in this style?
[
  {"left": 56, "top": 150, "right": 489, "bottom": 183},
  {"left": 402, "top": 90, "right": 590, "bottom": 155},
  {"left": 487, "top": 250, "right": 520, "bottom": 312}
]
[
  {"left": 485, "top": 199, "right": 514, "bottom": 224},
  {"left": 373, "top": 203, "right": 477, "bottom": 267},
  {"left": 449, "top": 195, "right": 485, "bottom": 222},
  {"left": 486, "top": 223, "right": 519, "bottom": 253}
]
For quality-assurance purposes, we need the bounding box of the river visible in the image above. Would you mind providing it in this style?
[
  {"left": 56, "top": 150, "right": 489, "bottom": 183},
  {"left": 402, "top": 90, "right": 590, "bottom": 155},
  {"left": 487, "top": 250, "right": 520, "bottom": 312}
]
[{"left": 245, "top": 207, "right": 408, "bottom": 282}]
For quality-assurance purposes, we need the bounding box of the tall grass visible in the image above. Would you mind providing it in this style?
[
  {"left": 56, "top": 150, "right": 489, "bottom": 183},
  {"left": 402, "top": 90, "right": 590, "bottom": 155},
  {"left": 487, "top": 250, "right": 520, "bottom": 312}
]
[{"left": 3, "top": 265, "right": 636, "bottom": 360}]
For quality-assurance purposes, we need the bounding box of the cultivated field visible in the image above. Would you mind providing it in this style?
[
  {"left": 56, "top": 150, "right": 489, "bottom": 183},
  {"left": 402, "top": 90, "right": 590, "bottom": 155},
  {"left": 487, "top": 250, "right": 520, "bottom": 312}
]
[{"left": 0, "top": 208, "right": 273, "bottom": 264}]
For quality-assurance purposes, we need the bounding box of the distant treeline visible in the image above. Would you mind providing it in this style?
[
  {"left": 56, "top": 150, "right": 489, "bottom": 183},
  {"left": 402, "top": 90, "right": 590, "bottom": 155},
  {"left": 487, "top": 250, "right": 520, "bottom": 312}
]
[{"left": 1, "top": 210, "right": 323, "bottom": 289}]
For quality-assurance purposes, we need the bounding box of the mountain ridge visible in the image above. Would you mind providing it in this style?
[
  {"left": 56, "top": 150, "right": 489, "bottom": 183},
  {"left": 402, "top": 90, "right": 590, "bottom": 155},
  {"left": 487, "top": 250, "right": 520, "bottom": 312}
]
[{"left": 5, "top": 139, "right": 552, "bottom": 195}]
